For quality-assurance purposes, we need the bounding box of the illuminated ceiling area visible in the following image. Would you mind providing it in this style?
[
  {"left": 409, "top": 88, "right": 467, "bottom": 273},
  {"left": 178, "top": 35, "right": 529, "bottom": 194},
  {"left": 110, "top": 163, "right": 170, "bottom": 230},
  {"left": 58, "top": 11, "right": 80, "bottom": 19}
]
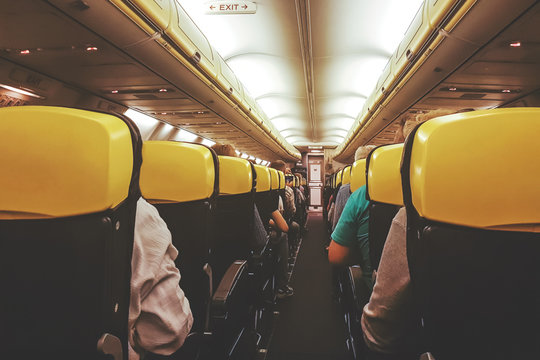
[{"left": 178, "top": 0, "right": 424, "bottom": 148}]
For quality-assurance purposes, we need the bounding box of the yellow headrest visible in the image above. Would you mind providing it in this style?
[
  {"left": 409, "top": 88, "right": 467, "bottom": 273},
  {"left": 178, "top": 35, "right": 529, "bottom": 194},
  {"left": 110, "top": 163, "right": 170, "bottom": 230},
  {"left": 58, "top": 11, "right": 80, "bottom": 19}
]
[
  {"left": 278, "top": 171, "right": 285, "bottom": 189},
  {"left": 254, "top": 165, "right": 271, "bottom": 192},
  {"left": 367, "top": 144, "right": 404, "bottom": 206},
  {"left": 350, "top": 159, "right": 367, "bottom": 193},
  {"left": 336, "top": 169, "right": 343, "bottom": 186},
  {"left": 0, "top": 106, "right": 133, "bottom": 219},
  {"left": 140, "top": 141, "right": 216, "bottom": 203},
  {"left": 342, "top": 166, "right": 352, "bottom": 185},
  {"left": 301, "top": 178, "right": 307, "bottom": 186},
  {"left": 269, "top": 168, "right": 280, "bottom": 190},
  {"left": 219, "top": 156, "right": 253, "bottom": 195},
  {"left": 407, "top": 108, "right": 540, "bottom": 231},
  {"left": 295, "top": 175, "right": 300, "bottom": 187}
]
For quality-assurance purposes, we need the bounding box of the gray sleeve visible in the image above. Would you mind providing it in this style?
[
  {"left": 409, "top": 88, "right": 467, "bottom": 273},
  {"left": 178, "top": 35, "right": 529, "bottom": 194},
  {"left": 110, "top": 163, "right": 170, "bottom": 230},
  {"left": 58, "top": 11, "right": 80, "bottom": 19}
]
[{"left": 361, "top": 208, "right": 419, "bottom": 354}]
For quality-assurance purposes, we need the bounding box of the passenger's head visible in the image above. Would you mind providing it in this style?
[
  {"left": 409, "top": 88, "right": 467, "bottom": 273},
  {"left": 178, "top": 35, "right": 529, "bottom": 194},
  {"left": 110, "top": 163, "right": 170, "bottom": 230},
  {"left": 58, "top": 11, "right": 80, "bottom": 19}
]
[
  {"left": 285, "top": 174, "right": 294, "bottom": 187},
  {"left": 285, "top": 167, "right": 292, "bottom": 174},
  {"left": 394, "top": 110, "right": 456, "bottom": 143},
  {"left": 354, "top": 145, "right": 376, "bottom": 161},
  {"left": 211, "top": 143, "right": 237, "bottom": 157},
  {"left": 270, "top": 160, "right": 287, "bottom": 173}
]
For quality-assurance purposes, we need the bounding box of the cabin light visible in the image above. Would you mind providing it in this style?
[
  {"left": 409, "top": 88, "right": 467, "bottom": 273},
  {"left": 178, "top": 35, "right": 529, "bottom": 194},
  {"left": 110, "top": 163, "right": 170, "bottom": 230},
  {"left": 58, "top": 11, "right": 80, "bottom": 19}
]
[
  {"left": 159, "top": 88, "right": 168, "bottom": 92},
  {"left": 20, "top": 50, "right": 30, "bottom": 55},
  {"left": 0, "top": 83, "right": 45, "bottom": 99},
  {"left": 86, "top": 46, "right": 98, "bottom": 51},
  {"left": 449, "top": 87, "right": 457, "bottom": 91},
  {"left": 200, "top": 138, "right": 216, "bottom": 147},
  {"left": 197, "top": 111, "right": 205, "bottom": 114},
  {"left": 176, "top": 129, "right": 198, "bottom": 142},
  {"left": 502, "top": 89, "right": 511, "bottom": 93},
  {"left": 509, "top": 41, "right": 521, "bottom": 47},
  {"left": 241, "top": 153, "right": 249, "bottom": 159},
  {"left": 111, "top": 90, "right": 119, "bottom": 94},
  {"left": 248, "top": 155, "right": 255, "bottom": 161},
  {"left": 160, "top": 112, "right": 167, "bottom": 115},
  {"left": 255, "top": 158, "right": 262, "bottom": 164},
  {"left": 310, "top": 150, "right": 323, "bottom": 153}
]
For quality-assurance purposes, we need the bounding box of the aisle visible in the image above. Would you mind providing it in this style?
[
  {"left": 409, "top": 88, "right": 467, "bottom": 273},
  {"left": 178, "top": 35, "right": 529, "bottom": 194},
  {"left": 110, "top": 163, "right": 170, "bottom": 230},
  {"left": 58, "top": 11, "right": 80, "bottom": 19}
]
[{"left": 266, "top": 212, "right": 350, "bottom": 360}]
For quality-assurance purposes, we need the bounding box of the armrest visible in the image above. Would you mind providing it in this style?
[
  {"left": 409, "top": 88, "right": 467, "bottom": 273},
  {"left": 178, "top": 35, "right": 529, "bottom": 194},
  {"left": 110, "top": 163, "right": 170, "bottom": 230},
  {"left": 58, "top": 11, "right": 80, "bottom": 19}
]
[{"left": 211, "top": 260, "right": 248, "bottom": 318}]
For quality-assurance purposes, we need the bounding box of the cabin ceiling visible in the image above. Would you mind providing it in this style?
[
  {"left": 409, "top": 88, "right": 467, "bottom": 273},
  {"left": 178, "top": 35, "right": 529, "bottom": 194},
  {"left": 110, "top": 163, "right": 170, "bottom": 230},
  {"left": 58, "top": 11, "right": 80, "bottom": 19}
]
[{"left": 179, "top": 0, "right": 424, "bottom": 148}]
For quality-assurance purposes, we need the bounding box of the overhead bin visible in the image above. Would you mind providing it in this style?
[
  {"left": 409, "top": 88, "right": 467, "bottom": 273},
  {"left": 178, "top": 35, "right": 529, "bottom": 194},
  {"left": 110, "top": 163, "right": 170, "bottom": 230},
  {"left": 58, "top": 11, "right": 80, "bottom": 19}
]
[
  {"left": 168, "top": 1, "right": 217, "bottom": 78},
  {"left": 93, "top": 0, "right": 300, "bottom": 160},
  {"left": 332, "top": 0, "right": 476, "bottom": 161}
]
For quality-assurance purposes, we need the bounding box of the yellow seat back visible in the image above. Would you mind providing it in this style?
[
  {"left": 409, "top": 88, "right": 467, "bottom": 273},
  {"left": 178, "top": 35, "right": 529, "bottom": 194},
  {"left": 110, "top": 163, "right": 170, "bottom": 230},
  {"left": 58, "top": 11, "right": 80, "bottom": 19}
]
[
  {"left": 342, "top": 165, "right": 352, "bottom": 185},
  {"left": 0, "top": 106, "right": 134, "bottom": 219},
  {"left": 367, "top": 144, "right": 404, "bottom": 206},
  {"left": 350, "top": 159, "right": 367, "bottom": 193},
  {"left": 336, "top": 169, "right": 343, "bottom": 186},
  {"left": 269, "top": 168, "right": 280, "bottom": 190},
  {"left": 254, "top": 165, "right": 271, "bottom": 192},
  {"left": 140, "top": 141, "right": 216, "bottom": 203},
  {"left": 278, "top": 171, "right": 286, "bottom": 190},
  {"left": 218, "top": 156, "right": 254, "bottom": 195},
  {"left": 406, "top": 108, "right": 540, "bottom": 231}
]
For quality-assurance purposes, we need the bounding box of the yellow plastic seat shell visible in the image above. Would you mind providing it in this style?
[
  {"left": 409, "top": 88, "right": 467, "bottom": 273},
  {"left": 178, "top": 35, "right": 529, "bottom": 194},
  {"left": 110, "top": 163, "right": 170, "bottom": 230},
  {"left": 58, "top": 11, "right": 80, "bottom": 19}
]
[
  {"left": 269, "top": 168, "right": 280, "bottom": 190},
  {"left": 342, "top": 165, "right": 352, "bottom": 186},
  {"left": 278, "top": 171, "right": 286, "bottom": 190},
  {"left": 367, "top": 144, "right": 404, "bottom": 206},
  {"left": 140, "top": 141, "right": 215, "bottom": 203},
  {"left": 350, "top": 159, "right": 367, "bottom": 193},
  {"left": 336, "top": 169, "right": 343, "bottom": 186},
  {"left": 218, "top": 156, "right": 253, "bottom": 195},
  {"left": 254, "top": 165, "right": 271, "bottom": 192},
  {"left": 408, "top": 108, "right": 540, "bottom": 231},
  {"left": 0, "top": 106, "right": 133, "bottom": 219}
]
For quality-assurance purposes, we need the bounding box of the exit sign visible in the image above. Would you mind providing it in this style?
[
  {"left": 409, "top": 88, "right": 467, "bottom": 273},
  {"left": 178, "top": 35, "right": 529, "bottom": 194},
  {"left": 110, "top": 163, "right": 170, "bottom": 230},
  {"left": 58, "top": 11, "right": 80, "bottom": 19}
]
[{"left": 205, "top": 1, "right": 257, "bottom": 15}]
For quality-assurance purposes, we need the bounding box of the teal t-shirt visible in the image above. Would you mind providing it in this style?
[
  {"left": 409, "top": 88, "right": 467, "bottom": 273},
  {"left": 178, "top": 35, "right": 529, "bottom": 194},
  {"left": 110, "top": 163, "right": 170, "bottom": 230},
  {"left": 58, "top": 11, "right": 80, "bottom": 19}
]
[{"left": 331, "top": 185, "right": 372, "bottom": 288}]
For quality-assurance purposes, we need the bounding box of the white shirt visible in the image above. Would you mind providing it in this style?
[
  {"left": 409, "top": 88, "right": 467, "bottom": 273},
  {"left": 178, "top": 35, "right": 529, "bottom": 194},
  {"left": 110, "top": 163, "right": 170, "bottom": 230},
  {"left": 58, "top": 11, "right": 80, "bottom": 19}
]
[{"left": 129, "top": 198, "right": 193, "bottom": 360}]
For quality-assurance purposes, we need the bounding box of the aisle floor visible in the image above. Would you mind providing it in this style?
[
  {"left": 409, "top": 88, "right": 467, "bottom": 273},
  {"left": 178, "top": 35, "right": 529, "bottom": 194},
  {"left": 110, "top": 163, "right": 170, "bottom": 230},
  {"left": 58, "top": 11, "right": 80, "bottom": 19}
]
[{"left": 267, "top": 212, "right": 350, "bottom": 360}]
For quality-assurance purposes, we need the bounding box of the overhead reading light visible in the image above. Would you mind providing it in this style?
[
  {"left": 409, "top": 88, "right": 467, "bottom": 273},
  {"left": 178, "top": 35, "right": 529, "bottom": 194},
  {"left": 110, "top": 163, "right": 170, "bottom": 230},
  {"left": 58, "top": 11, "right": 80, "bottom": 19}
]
[
  {"left": 449, "top": 87, "right": 457, "bottom": 91},
  {"left": 20, "top": 50, "right": 30, "bottom": 55},
  {"left": 111, "top": 90, "right": 119, "bottom": 94},
  {"left": 509, "top": 41, "right": 521, "bottom": 47},
  {"left": 86, "top": 46, "right": 98, "bottom": 51},
  {"left": 0, "top": 83, "right": 45, "bottom": 99},
  {"left": 502, "top": 89, "right": 511, "bottom": 93},
  {"left": 159, "top": 88, "right": 168, "bottom": 92}
]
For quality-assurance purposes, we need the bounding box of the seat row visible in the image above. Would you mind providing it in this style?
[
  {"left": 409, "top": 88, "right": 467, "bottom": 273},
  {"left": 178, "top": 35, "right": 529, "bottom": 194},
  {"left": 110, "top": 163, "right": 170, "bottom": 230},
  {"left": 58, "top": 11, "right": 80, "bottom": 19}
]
[
  {"left": 331, "top": 108, "right": 540, "bottom": 359},
  {"left": 0, "top": 106, "right": 289, "bottom": 360}
]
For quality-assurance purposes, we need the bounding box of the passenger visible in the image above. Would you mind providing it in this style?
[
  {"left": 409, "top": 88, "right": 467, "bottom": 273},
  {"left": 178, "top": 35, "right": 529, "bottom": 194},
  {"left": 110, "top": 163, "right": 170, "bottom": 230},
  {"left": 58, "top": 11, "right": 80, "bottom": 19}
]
[
  {"left": 269, "top": 160, "right": 295, "bottom": 299},
  {"left": 211, "top": 143, "right": 268, "bottom": 253},
  {"left": 332, "top": 145, "right": 376, "bottom": 230},
  {"left": 210, "top": 143, "right": 236, "bottom": 157},
  {"left": 284, "top": 173, "right": 301, "bottom": 253},
  {"left": 327, "top": 174, "right": 372, "bottom": 289},
  {"left": 362, "top": 110, "right": 455, "bottom": 355},
  {"left": 129, "top": 198, "right": 193, "bottom": 360}
]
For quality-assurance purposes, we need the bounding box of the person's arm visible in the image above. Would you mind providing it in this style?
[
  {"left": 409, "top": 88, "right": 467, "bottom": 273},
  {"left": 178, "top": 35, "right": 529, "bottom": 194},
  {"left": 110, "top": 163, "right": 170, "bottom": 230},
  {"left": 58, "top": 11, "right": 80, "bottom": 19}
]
[
  {"left": 361, "top": 208, "right": 420, "bottom": 354},
  {"left": 328, "top": 239, "right": 357, "bottom": 266},
  {"left": 130, "top": 199, "right": 193, "bottom": 356},
  {"left": 270, "top": 209, "right": 289, "bottom": 233}
]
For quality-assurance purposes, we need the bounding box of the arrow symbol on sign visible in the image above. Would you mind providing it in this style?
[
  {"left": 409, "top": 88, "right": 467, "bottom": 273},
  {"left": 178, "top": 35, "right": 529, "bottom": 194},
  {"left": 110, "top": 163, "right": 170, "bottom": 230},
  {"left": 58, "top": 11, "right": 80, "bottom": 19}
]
[
  {"left": 242, "top": 4, "right": 248, "bottom": 9},
  {"left": 210, "top": 5, "right": 215, "bottom": 9}
]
